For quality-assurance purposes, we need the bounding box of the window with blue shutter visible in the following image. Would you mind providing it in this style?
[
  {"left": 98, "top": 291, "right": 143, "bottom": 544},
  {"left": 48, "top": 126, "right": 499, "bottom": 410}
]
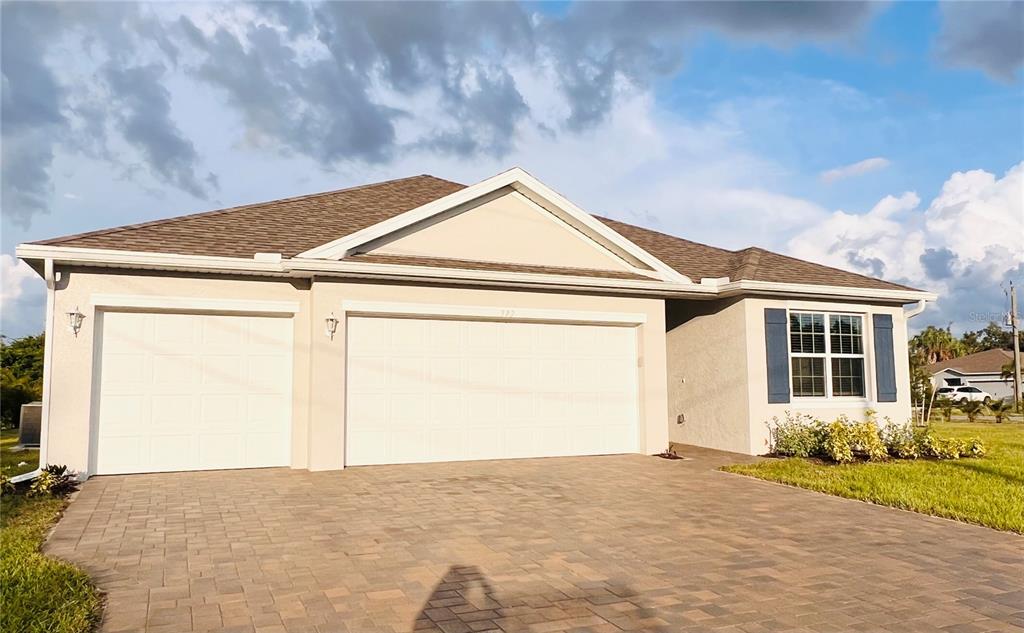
[
  {"left": 765, "top": 308, "right": 790, "bottom": 403},
  {"left": 873, "top": 314, "right": 898, "bottom": 402}
]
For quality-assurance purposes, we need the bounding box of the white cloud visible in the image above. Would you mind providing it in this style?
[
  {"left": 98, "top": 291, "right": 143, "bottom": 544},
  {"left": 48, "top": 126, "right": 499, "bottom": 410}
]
[
  {"left": 789, "top": 162, "right": 1024, "bottom": 331},
  {"left": 819, "top": 156, "right": 891, "bottom": 183},
  {"left": 0, "top": 255, "right": 36, "bottom": 306},
  {"left": 0, "top": 254, "right": 46, "bottom": 338}
]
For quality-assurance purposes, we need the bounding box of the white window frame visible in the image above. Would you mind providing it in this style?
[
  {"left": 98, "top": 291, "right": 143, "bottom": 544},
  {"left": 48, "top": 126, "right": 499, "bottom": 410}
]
[{"left": 788, "top": 310, "right": 868, "bottom": 401}]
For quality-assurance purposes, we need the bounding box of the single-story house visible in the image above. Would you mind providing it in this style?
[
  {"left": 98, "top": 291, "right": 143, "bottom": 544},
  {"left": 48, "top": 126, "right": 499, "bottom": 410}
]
[
  {"left": 17, "top": 168, "right": 936, "bottom": 478},
  {"left": 928, "top": 348, "right": 1020, "bottom": 400}
]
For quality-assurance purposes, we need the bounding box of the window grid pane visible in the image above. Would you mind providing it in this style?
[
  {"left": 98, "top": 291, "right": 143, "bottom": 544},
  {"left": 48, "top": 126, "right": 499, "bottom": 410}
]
[
  {"left": 790, "top": 313, "right": 825, "bottom": 354},
  {"left": 791, "top": 357, "right": 826, "bottom": 397},
  {"left": 831, "top": 357, "right": 865, "bottom": 397},
  {"left": 829, "top": 315, "right": 864, "bottom": 355}
]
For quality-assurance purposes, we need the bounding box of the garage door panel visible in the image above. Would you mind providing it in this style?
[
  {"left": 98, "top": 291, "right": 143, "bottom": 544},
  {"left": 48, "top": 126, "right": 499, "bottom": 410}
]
[
  {"left": 151, "top": 435, "right": 197, "bottom": 471},
  {"left": 201, "top": 356, "right": 244, "bottom": 388},
  {"left": 429, "top": 393, "right": 463, "bottom": 423},
  {"left": 346, "top": 316, "right": 639, "bottom": 466},
  {"left": 201, "top": 394, "right": 242, "bottom": 424},
  {"left": 98, "top": 395, "right": 146, "bottom": 435},
  {"left": 426, "top": 320, "right": 461, "bottom": 353},
  {"left": 154, "top": 313, "right": 199, "bottom": 345},
  {"left": 151, "top": 395, "right": 195, "bottom": 433},
  {"left": 97, "top": 436, "right": 146, "bottom": 474},
  {"left": 153, "top": 355, "right": 198, "bottom": 386},
  {"left": 96, "top": 312, "right": 292, "bottom": 474}
]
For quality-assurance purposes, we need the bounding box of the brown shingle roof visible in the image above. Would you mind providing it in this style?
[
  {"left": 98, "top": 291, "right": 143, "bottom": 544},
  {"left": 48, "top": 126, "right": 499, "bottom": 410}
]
[
  {"left": 927, "top": 349, "right": 1019, "bottom": 374},
  {"left": 32, "top": 173, "right": 919, "bottom": 292},
  {"left": 36, "top": 175, "right": 465, "bottom": 258}
]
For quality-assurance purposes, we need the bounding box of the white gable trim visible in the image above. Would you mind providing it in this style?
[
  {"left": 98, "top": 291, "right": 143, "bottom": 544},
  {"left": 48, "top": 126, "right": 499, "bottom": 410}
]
[{"left": 296, "top": 167, "right": 692, "bottom": 283}]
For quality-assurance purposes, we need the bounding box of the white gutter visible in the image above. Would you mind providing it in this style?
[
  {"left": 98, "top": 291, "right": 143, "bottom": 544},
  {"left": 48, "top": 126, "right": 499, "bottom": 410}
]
[
  {"left": 903, "top": 299, "right": 928, "bottom": 319},
  {"left": 16, "top": 244, "right": 937, "bottom": 304}
]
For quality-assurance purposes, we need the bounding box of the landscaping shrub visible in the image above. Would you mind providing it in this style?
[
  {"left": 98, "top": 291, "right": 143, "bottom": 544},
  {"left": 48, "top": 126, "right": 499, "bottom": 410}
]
[
  {"left": 767, "top": 414, "right": 985, "bottom": 464},
  {"left": 767, "top": 413, "right": 821, "bottom": 457},
  {"left": 819, "top": 419, "right": 855, "bottom": 463},
  {"left": 880, "top": 420, "right": 920, "bottom": 459},
  {"left": 28, "top": 465, "right": 78, "bottom": 498},
  {"left": 0, "top": 473, "right": 13, "bottom": 496}
]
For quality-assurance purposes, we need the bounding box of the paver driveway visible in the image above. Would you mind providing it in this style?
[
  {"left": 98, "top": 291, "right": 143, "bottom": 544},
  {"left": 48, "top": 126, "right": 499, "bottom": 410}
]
[{"left": 47, "top": 448, "right": 1022, "bottom": 633}]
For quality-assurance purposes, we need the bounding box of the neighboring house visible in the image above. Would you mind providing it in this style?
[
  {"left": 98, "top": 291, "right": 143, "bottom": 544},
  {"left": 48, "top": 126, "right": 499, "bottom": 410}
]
[
  {"left": 928, "top": 349, "right": 1020, "bottom": 401},
  {"left": 17, "top": 168, "right": 935, "bottom": 477}
]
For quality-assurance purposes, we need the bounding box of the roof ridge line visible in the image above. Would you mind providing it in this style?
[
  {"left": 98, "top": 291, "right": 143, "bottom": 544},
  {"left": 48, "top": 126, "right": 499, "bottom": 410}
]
[{"left": 38, "top": 174, "right": 458, "bottom": 247}]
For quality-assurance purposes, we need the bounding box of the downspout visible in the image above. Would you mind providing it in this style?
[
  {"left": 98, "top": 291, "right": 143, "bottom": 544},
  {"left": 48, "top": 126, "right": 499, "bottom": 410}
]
[
  {"left": 13, "top": 260, "right": 56, "bottom": 484},
  {"left": 903, "top": 299, "right": 930, "bottom": 424}
]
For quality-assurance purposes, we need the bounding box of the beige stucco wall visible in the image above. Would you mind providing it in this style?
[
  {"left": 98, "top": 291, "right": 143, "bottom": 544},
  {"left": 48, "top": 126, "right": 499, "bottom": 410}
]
[
  {"left": 743, "top": 298, "right": 913, "bottom": 455},
  {"left": 666, "top": 299, "right": 752, "bottom": 454},
  {"left": 306, "top": 280, "right": 669, "bottom": 470},
  {"left": 45, "top": 268, "right": 312, "bottom": 475},
  {"left": 44, "top": 267, "right": 668, "bottom": 474},
  {"left": 369, "top": 190, "right": 634, "bottom": 272},
  {"left": 667, "top": 297, "right": 914, "bottom": 456}
]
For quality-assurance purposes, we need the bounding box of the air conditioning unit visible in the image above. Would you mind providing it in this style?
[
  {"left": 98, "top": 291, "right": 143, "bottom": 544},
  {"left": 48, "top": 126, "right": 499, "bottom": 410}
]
[{"left": 18, "top": 402, "right": 42, "bottom": 447}]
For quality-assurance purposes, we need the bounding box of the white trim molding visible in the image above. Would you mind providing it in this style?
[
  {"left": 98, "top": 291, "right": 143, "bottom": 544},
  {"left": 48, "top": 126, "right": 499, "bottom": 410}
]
[
  {"left": 17, "top": 244, "right": 937, "bottom": 304},
  {"left": 297, "top": 167, "right": 692, "bottom": 284},
  {"left": 90, "top": 294, "right": 300, "bottom": 315},
  {"left": 340, "top": 299, "right": 647, "bottom": 326}
]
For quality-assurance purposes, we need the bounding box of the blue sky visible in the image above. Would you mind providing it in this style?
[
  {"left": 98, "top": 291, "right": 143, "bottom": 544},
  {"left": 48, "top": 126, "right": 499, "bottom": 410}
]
[{"left": 2, "top": 1, "right": 1022, "bottom": 338}]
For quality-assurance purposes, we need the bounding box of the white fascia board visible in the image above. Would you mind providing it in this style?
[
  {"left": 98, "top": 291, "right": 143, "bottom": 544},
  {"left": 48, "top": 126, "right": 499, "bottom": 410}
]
[
  {"left": 341, "top": 300, "right": 647, "bottom": 326},
  {"left": 91, "top": 294, "right": 300, "bottom": 315},
  {"left": 286, "top": 257, "right": 714, "bottom": 296},
  {"left": 17, "top": 244, "right": 289, "bottom": 276},
  {"left": 294, "top": 167, "right": 692, "bottom": 284},
  {"left": 716, "top": 279, "right": 937, "bottom": 304},
  {"left": 18, "top": 243, "right": 937, "bottom": 304}
]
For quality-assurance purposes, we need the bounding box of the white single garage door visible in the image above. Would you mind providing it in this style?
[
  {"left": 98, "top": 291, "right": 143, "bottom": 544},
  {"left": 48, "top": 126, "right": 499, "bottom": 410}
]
[
  {"left": 94, "top": 311, "right": 293, "bottom": 474},
  {"left": 346, "top": 316, "right": 639, "bottom": 465}
]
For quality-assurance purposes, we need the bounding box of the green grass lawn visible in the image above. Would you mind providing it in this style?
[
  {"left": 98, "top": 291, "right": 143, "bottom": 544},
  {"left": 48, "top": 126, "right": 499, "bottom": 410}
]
[
  {"left": 1, "top": 493, "right": 101, "bottom": 633},
  {"left": 2, "top": 428, "right": 40, "bottom": 477},
  {"left": 722, "top": 422, "right": 1024, "bottom": 533}
]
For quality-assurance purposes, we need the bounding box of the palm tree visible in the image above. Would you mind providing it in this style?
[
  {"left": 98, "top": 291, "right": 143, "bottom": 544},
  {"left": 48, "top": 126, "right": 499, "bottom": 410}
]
[
  {"left": 987, "top": 399, "right": 1013, "bottom": 424},
  {"left": 935, "top": 397, "right": 954, "bottom": 423},
  {"left": 910, "top": 326, "right": 964, "bottom": 364},
  {"left": 960, "top": 400, "right": 986, "bottom": 424}
]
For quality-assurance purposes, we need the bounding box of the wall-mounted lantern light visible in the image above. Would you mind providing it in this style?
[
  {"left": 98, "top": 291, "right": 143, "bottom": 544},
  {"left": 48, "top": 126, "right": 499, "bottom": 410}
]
[
  {"left": 67, "top": 306, "right": 85, "bottom": 337},
  {"left": 325, "top": 312, "right": 340, "bottom": 340}
]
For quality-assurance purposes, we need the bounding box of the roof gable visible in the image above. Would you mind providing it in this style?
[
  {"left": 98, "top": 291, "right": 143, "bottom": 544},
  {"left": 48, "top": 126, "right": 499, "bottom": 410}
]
[
  {"left": 360, "top": 188, "right": 640, "bottom": 275},
  {"left": 298, "top": 167, "right": 690, "bottom": 283}
]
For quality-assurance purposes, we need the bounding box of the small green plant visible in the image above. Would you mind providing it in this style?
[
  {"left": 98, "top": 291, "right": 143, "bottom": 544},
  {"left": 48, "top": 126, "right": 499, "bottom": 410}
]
[
  {"left": 880, "top": 419, "right": 919, "bottom": 459},
  {"left": 767, "top": 413, "right": 821, "bottom": 457},
  {"left": 959, "top": 400, "right": 986, "bottom": 424},
  {"left": 918, "top": 435, "right": 986, "bottom": 459},
  {"left": 987, "top": 399, "right": 1013, "bottom": 424},
  {"left": 820, "top": 419, "right": 855, "bottom": 464},
  {"left": 28, "top": 465, "right": 78, "bottom": 497},
  {"left": 935, "top": 397, "right": 954, "bottom": 423}
]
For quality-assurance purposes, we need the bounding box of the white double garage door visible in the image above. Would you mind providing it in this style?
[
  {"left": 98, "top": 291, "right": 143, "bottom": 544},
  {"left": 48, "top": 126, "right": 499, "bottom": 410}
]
[{"left": 94, "top": 310, "right": 640, "bottom": 474}]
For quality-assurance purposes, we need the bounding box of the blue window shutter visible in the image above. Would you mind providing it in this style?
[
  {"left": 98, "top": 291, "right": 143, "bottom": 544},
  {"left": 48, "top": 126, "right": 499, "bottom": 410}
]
[
  {"left": 873, "top": 314, "right": 897, "bottom": 403},
  {"left": 765, "top": 308, "right": 790, "bottom": 404}
]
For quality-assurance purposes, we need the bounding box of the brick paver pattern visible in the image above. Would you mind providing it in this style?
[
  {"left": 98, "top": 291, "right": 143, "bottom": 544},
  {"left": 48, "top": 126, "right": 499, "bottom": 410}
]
[{"left": 46, "top": 448, "right": 1023, "bottom": 633}]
